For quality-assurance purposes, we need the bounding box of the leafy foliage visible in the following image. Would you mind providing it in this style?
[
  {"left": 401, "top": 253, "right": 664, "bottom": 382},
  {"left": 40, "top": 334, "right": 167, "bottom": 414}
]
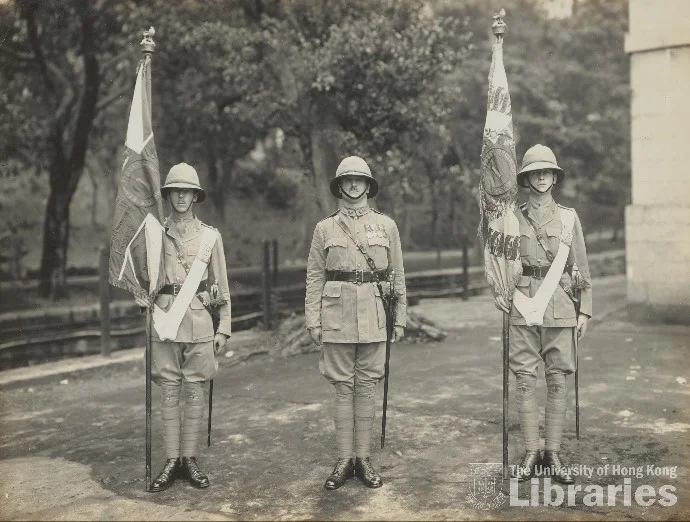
[{"left": 0, "top": 0, "right": 632, "bottom": 290}]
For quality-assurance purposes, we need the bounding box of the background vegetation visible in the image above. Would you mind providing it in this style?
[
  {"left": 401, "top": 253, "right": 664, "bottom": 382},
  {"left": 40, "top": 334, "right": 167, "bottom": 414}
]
[{"left": 0, "top": 0, "right": 629, "bottom": 298}]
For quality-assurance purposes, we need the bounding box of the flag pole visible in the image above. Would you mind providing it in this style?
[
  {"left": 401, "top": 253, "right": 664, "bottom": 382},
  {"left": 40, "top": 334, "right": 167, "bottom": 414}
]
[
  {"left": 488, "top": 8, "right": 512, "bottom": 482},
  {"left": 502, "top": 311, "right": 510, "bottom": 480},
  {"left": 140, "top": 27, "right": 156, "bottom": 493},
  {"left": 145, "top": 307, "right": 152, "bottom": 491}
]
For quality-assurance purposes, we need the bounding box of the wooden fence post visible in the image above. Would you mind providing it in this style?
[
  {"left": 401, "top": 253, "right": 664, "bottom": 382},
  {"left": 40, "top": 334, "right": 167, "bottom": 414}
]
[
  {"left": 272, "top": 239, "right": 279, "bottom": 287},
  {"left": 99, "top": 244, "right": 111, "bottom": 357},
  {"left": 262, "top": 240, "right": 272, "bottom": 329},
  {"left": 462, "top": 232, "right": 469, "bottom": 301}
]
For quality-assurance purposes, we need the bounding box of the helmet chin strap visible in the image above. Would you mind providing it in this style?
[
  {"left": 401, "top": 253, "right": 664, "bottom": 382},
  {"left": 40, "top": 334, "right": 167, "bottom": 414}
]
[
  {"left": 528, "top": 180, "right": 554, "bottom": 194},
  {"left": 340, "top": 183, "right": 368, "bottom": 201}
]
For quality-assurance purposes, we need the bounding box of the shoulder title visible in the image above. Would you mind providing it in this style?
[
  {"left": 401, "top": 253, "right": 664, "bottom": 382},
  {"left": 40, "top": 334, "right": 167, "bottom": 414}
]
[
  {"left": 201, "top": 222, "right": 219, "bottom": 232},
  {"left": 318, "top": 209, "right": 340, "bottom": 223}
]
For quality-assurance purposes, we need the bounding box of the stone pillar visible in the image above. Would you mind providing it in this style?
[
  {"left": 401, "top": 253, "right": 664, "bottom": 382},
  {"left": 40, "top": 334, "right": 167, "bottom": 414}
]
[{"left": 624, "top": 0, "right": 690, "bottom": 321}]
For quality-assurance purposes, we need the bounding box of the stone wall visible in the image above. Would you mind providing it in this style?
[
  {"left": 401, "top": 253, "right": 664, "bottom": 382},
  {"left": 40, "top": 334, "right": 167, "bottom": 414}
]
[{"left": 625, "top": 0, "right": 690, "bottom": 317}]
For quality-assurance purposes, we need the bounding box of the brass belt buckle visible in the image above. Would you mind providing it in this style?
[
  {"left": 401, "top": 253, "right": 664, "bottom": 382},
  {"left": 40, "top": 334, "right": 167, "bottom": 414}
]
[
  {"left": 355, "top": 270, "right": 364, "bottom": 285},
  {"left": 172, "top": 283, "right": 181, "bottom": 296}
]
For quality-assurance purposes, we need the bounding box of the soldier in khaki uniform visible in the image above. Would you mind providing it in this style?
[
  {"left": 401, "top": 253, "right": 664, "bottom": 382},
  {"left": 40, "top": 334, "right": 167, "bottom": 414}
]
[
  {"left": 135, "top": 163, "right": 231, "bottom": 492},
  {"left": 305, "top": 156, "right": 407, "bottom": 490},
  {"left": 494, "top": 145, "right": 591, "bottom": 484}
]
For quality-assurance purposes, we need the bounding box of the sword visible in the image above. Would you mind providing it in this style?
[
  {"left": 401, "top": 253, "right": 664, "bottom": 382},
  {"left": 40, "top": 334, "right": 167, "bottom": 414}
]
[
  {"left": 573, "top": 283, "right": 583, "bottom": 440},
  {"left": 574, "top": 327, "right": 580, "bottom": 440},
  {"left": 207, "top": 379, "right": 213, "bottom": 447},
  {"left": 380, "top": 271, "right": 396, "bottom": 449}
]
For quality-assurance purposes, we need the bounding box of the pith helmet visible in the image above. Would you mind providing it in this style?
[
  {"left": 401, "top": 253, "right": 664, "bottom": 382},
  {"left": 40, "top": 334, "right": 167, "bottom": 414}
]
[
  {"left": 330, "top": 156, "right": 379, "bottom": 199},
  {"left": 161, "top": 162, "right": 206, "bottom": 202},
  {"left": 517, "top": 144, "right": 564, "bottom": 188}
]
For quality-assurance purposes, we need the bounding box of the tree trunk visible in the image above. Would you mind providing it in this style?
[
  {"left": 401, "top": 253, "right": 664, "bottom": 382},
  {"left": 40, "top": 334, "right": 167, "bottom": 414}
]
[
  {"left": 36, "top": 1, "right": 100, "bottom": 298},
  {"left": 432, "top": 207, "right": 441, "bottom": 269},
  {"left": 448, "top": 188, "right": 457, "bottom": 240},
  {"left": 38, "top": 173, "right": 72, "bottom": 299},
  {"left": 429, "top": 179, "right": 442, "bottom": 269},
  {"left": 402, "top": 200, "right": 412, "bottom": 246},
  {"left": 206, "top": 140, "right": 226, "bottom": 221},
  {"left": 309, "top": 127, "right": 338, "bottom": 216}
]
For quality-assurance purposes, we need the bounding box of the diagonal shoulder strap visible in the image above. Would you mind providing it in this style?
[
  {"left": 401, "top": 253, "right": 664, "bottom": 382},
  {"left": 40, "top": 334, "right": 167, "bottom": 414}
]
[
  {"left": 333, "top": 213, "right": 380, "bottom": 273},
  {"left": 332, "top": 214, "right": 391, "bottom": 309}
]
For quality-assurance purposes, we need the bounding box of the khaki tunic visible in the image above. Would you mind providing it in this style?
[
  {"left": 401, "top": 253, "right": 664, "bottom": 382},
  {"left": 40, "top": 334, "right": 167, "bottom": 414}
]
[
  {"left": 305, "top": 207, "right": 407, "bottom": 344},
  {"left": 152, "top": 214, "right": 232, "bottom": 342},
  {"left": 511, "top": 199, "right": 592, "bottom": 327}
]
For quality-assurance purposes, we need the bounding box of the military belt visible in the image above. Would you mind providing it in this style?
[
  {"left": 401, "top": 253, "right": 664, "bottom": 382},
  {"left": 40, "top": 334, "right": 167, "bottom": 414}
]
[
  {"left": 160, "top": 280, "right": 207, "bottom": 296},
  {"left": 326, "top": 270, "right": 388, "bottom": 284},
  {"left": 522, "top": 264, "right": 572, "bottom": 280}
]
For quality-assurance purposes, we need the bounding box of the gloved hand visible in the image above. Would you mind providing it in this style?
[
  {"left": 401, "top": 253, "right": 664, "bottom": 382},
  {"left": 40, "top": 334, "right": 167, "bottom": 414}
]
[
  {"left": 308, "top": 326, "right": 323, "bottom": 346},
  {"left": 576, "top": 314, "right": 588, "bottom": 341},
  {"left": 214, "top": 333, "right": 229, "bottom": 355},
  {"left": 392, "top": 326, "right": 405, "bottom": 343}
]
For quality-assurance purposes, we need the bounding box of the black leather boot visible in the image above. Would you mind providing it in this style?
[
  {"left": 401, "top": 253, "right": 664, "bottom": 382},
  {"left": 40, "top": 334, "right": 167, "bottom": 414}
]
[
  {"left": 150, "top": 458, "right": 181, "bottom": 492},
  {"left": 354, "top": 457, "right": 383, "bottom": 488},
  {"left": 542, "top": 451, "right": 575, "bottom": 485},
  {"left": 181, "top": 456, "right": 210, "bottom": 488},
  {"left": 510, "top": 451, "right": 541, "bottom": 482},
  {"left": 324, "top": 458, "right": 355, "bottom": 490}
]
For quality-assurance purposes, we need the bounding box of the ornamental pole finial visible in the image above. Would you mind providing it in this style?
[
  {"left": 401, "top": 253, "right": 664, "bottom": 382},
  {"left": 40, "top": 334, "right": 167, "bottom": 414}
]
[
  {"left": 141, "top": 26, "right": 156, "bottom": 55},
  {"left": 492, "top": 9, "right": 506, "bottom": 38}
]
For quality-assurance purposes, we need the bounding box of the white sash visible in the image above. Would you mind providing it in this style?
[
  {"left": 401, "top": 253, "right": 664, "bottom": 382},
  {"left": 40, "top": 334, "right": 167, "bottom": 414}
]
[
  {"left": 512, "top": 209, "right": 575, "bottom": 326},
  {"left": 153, "top": 227, "right": 219, "bottom": 340}
]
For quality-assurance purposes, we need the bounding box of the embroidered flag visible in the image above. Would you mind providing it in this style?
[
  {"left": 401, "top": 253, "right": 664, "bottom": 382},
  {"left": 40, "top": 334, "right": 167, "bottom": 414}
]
[
  {"left": 109, "top": 51, "right": 165, "bottom": 300},
  {"left": 479, "top": 11, "right": 522, "bottom": 303}
]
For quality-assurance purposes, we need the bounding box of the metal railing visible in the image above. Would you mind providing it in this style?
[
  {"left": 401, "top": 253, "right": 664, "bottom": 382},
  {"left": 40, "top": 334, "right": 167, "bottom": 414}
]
[{"left": 0, "top": 249, "right": 624, "bottom": 370}]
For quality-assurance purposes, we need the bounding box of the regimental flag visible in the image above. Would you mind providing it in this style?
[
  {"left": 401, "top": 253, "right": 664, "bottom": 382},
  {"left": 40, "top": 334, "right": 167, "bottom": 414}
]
[
  {"left": 479, "top": 14, "right": 522, "bottom": 302},
  {"left": 109, "top": 53, "right": 165, "bottom": 300}
]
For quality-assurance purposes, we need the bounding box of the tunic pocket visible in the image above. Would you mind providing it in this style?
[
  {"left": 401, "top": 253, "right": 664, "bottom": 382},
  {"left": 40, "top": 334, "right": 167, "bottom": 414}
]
[
  {"left": 325, "top": 237, "right": 348, "bottom": 269},
  {"left": 367, "top": 236, "right": 390, "bottom": 269},
  {"left": 553, "top": 285, "right": 576, "bottom": 319},
  {"left": 321, "top": 281, "right": 343, "bottom": 331},
  {"left": 544, "top": 224, "right": 562, "bottom": 256},
  {"left": 155, "top": 294, "right": 173, "bottom": 312}
]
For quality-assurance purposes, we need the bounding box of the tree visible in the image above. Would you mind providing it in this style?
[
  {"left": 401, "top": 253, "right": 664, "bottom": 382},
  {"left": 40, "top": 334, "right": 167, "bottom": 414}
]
[
  {"left": 260, "top": 0, "right": 470, "bottom": 217},
  {"left": 549, "top": 0, "right": 630, "bottom": 238},
  {"left": 145, "top": 3, "right": 283, "bottom": 223},
  {"left": 1, "top": 0, "right": 145, "bottom": 297},
  {"left": 439, "top": 0, "right": 630, "bottom": 239}
]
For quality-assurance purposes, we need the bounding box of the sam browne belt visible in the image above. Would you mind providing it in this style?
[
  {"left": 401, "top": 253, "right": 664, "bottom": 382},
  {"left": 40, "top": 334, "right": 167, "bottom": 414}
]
[
  {"left": 326, "top": 270, "right": 388, "bottom": 284},
  {"left": 160, "top": 280, "right": 207, "bottom": 296},
  {"left": 522, "top": 264, "right": 573, "bottom": 280}
]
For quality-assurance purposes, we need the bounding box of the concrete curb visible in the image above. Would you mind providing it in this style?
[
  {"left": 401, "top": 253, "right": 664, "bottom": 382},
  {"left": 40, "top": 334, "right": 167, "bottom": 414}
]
[{"left": 0, "top": 330, "right": 266, "bottom": 390}]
